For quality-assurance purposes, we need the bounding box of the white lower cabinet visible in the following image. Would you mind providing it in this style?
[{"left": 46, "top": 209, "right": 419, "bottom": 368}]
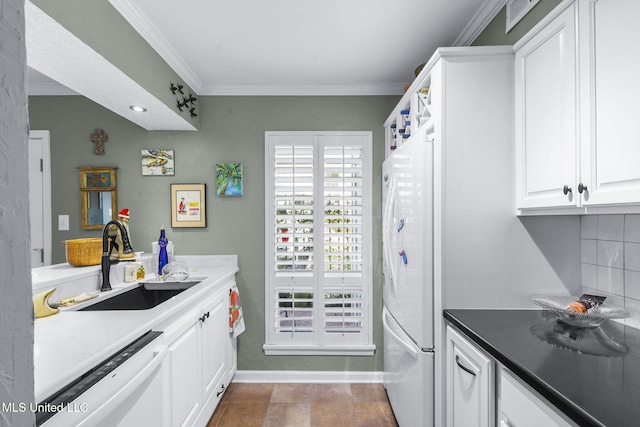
[
  {"left": 499, "top": 369, "right": 576, "bottom": 427},
  {"left": 198, "top": 288, "right": 230, "bottom": 423},
  {"left": 163, "top": 283, "right": 235, "bottom": 427},
  {"left": 445, "top": 326, "right": 494, "bottom": 427},
  {"left": 446, "top": 324, "right": 576, "bottom": 427}
]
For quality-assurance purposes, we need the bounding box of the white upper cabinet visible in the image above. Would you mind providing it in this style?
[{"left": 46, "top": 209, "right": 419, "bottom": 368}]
[
  {"left": 579, "top": 0, "right": 640, "bottom": 206},
  {"left": 515, "top": 3, "right": 578, "bottom": 210},
  {"left": 516, "top": 0, "right": 640, "bottom": 213}
]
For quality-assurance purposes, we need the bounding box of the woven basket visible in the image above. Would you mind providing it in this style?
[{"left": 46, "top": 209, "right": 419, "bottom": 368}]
[{"left": 63, "top": 238, "right": 103, "bottom": 266}]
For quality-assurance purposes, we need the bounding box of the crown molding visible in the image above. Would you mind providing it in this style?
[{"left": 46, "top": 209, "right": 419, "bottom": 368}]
[
  {"left": 26, "top": 1, "right": 196, "bottom": 131},
  {"left": 454, "top": 0, "right": 509, "bottom": 46},
  {"left": 108, "top": 0, "right": 203, "bottom": 92},
  {"left": 108, "top": 0, "right": 505, "bottom": 96},
  {"left": 198, "top": 83, "right": 405, "bottom": 96}
]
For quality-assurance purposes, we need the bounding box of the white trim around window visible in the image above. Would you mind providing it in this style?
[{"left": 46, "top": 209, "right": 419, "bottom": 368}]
[{"left": 264, "top": 131, "right": 375, "bottom": 356}]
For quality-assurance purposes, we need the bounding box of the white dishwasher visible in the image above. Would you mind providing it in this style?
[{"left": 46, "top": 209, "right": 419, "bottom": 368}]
[{"left": 37, "top": 331, "right": 168, "bottom": 427}]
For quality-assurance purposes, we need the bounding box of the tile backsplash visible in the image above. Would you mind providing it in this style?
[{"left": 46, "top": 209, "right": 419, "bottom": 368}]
[{"left": 581, "top": 215, "right": 640, "bottom": 329}]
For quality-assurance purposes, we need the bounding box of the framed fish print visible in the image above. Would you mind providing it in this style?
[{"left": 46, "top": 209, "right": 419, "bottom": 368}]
[
  {"left": 142, "top": 149, "right": 175, "bottom": 176},
  {"left": 170, "top": 183, "right": 206, "bottom": 228}
]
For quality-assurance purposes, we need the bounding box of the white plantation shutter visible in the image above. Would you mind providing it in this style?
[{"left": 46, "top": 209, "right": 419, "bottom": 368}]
[
  {"left": 265, "top": 132, "right": 373, "bottom": 355},
  {"left": 323, "top": 144, "right": 364, "bottom": 274},
  {"left": 323, "top": 288, "right": 363, "bottom": 334},
  {"left": 274, "top": 143, "right": 314, "bottom": 273}
]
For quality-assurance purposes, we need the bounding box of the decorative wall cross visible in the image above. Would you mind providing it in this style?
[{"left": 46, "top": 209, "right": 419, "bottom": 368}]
[{"left": 90, "top": 129, "right": 108, "bottom": 155}]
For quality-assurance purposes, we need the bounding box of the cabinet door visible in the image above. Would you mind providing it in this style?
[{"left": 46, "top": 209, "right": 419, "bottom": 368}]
[
  {"left": 580, "top": 0, "right": 640, "bottom": 206},
  {"left": 446, "top": 326, "right": 493, "bottom": 427},
  {"left": 201, "top": 290, "right": 228, "bottom": 400},
  {"left": 499, "top": 368, "right": 575, "bottom": 427},
  {"left": 515, "top": 4, "right": 578, "bottom": 209},
  {"left": 168, "top": 320, "right": 201, "bottom": 427},
  {"left": 227, "top": 334, "right": 237, "bottom": 384}
]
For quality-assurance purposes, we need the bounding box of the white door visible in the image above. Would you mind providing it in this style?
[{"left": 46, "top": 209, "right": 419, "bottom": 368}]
[
  {"left": 29, "top": 130, "right": 51, "bottom": 267},
  {"left": 580, "top": 0, "right": 640, "bottom": 206},
  {"left": 515, "top": 4, "right": 578, "bottom": 209}
]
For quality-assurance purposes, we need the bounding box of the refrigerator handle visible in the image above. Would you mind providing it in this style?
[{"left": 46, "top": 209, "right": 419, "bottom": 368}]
[
  {"left": 383, "top": 309, "right": 418, "bottom": 360},
  {"left": 383, "top": 176, "right": 398, "bottom": 294}
]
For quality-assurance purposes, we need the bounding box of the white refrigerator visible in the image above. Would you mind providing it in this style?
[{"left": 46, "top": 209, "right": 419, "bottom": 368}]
[
  {"left": 381, "top": 47, "right": 581, "bottom": 427},
  {"left": 382, "top": 127, "right": 434, "bottom": 427}
]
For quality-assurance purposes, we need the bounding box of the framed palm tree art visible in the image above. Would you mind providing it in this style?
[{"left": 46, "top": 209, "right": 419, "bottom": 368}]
[{"left": 216, "top": 163, "right": 243, "bottom": 196}]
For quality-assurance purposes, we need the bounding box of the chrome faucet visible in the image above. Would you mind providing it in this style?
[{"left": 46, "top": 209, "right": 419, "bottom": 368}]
[{"left": 101, "top": 220, "right": 133, "bottom": 291}]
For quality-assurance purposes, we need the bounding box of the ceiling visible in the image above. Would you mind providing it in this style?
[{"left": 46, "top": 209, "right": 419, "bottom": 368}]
[{"left": 29, "top": 0, "right": 506, "bottom": 98}]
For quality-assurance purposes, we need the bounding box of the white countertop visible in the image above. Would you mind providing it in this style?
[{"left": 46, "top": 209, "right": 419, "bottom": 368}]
[{"left": 33, "top": 256, "right": 238, "bottom": 403}]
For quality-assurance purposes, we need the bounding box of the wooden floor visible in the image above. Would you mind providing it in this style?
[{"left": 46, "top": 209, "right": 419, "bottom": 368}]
[{"left": 207, "top": 383, "right": 399, "bottom": 427}]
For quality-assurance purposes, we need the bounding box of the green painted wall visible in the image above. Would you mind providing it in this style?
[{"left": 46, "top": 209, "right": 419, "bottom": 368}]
[
  {"left": 31, "top": 0, "right": 199, "bottom": 129},
  {"left": 28, "top": 0, "right": 566, "bottom": 374},
  {"left": 472, "top": 0, "right": 564, "bottom": 46},
  {"left": 28, "top": 94, "right": 399, "bottom": 371}
]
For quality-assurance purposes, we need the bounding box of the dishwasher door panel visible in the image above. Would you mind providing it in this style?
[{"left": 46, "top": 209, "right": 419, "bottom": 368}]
[{"left": 41, "top": 339, "right": 167, "bottom": 427}]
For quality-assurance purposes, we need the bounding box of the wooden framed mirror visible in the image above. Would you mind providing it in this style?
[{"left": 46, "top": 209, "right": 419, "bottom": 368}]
[{"left": 79, "top": 167, "right": 118, "bottom": 230}]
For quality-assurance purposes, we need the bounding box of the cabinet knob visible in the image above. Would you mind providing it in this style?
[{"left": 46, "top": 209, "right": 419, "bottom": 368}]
[
  {"left": 578, "top": 183, "right": 588, "bottom": 194},
  {"left": 563, "top": 185, "right": 572, "bottom": 195}
]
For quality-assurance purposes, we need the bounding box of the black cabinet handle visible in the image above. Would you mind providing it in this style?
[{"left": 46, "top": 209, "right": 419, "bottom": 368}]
[
  {"left": 578, "top": 183, "right": 587, "bottom": 194},
  {"left": 455, "top": 355, "right": 476, "bottom": 377},
  {"left": 217, "top": 383, "right": 226, "bottom": 397},
  {"left": 563, "top": 185, "right": 572, "bottom": 195}
]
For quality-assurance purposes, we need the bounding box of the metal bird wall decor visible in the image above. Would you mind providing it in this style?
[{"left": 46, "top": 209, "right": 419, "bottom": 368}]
[{"left": 171, "top": 82, "right": 196, "bottom": 117}]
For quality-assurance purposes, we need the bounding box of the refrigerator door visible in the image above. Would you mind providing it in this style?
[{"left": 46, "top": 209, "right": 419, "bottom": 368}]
[
  {"left": 383, "top": 305, "right": 434, "bottom": 427},
  {"left": 383, "top": 130, "right": 434, "bottom": 349},
  {"left": 382, "top": 156, "right": 397, "bottom": 295}
]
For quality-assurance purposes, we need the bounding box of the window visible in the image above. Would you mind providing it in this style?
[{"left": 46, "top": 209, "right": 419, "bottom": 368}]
[{"left": 264, "top": 132, "right": 374, "bottom": 355}]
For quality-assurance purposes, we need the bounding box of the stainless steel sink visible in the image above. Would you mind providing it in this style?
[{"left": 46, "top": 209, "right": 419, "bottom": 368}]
[{"left": 79, "top": 281, "right": 201, "bottom": 311}]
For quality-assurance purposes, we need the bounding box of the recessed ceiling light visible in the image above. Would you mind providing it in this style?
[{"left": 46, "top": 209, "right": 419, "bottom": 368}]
[{"left": 129, "top": 105, "right": 147, "bottom": 112}]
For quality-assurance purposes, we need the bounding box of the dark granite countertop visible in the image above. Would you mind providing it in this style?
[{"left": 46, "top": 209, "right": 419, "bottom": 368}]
[{"left": 444, "top": 309, "right": 640, "bottom": 427}]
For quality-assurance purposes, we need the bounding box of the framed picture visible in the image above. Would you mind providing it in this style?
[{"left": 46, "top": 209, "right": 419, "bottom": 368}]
[
  {"left": 142, "top": 149, "right": 175, "bottom": 176},
  {"left": 216, "top": 163, "right": 243, "bottom": 196},
  {"left": 171, "top": 183, "right": 206, "bottom": 228}
]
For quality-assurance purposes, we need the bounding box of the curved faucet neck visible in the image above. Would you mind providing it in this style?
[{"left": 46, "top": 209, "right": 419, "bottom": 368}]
[{"left": 101, "top": 220, "right": 126, "bottom": 292}]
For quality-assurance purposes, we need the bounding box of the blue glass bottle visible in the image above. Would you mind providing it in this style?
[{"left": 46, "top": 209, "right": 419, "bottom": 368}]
[{"left": 158, "top": 228, "right": 169, "bottom": 275}]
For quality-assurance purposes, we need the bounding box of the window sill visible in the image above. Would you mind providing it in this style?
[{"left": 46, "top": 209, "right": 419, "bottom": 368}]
[{"left": 263, "top": 344, "right": 376, "bottom": 356}]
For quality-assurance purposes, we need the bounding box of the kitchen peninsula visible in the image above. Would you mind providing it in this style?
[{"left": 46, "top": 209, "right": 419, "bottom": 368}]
[{"left": 32, "top": 255, "right": 238, "bottom": 427}]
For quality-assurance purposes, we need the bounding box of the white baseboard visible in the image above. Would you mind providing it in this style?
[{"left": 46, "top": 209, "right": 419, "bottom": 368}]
[{"left": 233, "top": 370, "right": 384, "bottom": 384}]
